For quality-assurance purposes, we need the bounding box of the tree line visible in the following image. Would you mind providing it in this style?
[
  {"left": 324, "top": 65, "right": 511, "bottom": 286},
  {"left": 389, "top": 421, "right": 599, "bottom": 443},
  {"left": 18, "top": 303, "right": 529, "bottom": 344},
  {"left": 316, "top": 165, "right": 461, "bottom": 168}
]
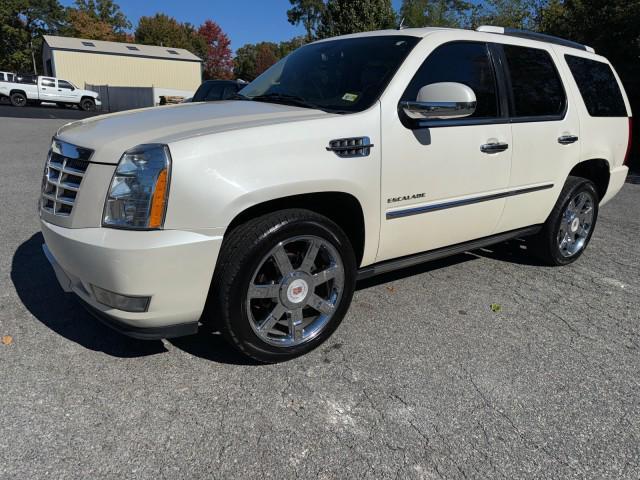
[
  {"left": 1, "top": 0, "right": 233, "bottom": 79},
  {"left": 3, "top": 0, "right": 638, "bottom": 83}
]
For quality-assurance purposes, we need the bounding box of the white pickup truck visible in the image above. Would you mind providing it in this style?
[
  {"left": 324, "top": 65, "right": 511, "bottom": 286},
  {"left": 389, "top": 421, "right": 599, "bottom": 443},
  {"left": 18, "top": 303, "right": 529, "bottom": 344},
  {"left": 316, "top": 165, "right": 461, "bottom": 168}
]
[{"left": 0, "top": 75, "right": 101, "bottom": 111}]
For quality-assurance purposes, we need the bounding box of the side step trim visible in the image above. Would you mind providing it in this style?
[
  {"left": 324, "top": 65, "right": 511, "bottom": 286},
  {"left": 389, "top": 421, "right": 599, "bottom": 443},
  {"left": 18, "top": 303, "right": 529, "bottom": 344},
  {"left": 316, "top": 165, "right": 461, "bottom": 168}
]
[{"left": 357, "top": 225, "right": 542, "bottom": 280}]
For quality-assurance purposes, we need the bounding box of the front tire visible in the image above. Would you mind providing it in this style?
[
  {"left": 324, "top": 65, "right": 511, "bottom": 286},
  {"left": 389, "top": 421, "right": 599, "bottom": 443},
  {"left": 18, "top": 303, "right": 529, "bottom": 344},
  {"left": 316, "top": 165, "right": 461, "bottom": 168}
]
[
  {"left": 210, "top": 209, "right": 357, "bottom": 363},
  {"left": 10, "top": 92, "right": 26, "bottom": 107},
  {"left": 80, "top": 98, "right": 96, "bottom": 111},
  {"left": 531, "top": 176, "right": 599, "bottom": 266}
]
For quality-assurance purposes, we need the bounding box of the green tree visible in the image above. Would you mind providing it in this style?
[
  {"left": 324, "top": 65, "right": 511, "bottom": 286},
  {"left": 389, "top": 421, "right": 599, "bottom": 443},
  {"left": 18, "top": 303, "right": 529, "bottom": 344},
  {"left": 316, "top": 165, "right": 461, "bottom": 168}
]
[
  {"left": 234, "top": 38, "right": 307, "bottom": 81},
  {"left": 287, "top": 0, "right": 325, "bottom": 41},
  {"left": 134, "top": 13, "right": 206, "bottom": 59},
  {"left": 316, "top": 0, "right": 396, "bottom": 39},
  {"left": 277, "top": 36, "right": 306, "bottom": 57},
  {"left": 72, "top": 0, "right": 130, "bottom": 34},
  {"left": 540, "top": 0, "right": 640, "bottom": 169},
  {"left": 0, "top": 0, "right": 66, "bottom": 73},
  {"left": 472, "top": 0, "right": 540, "bottom": 29},
  {"left": 233, "top": 43, "right": 258, "bottom": 81},
  {"left": 399, "top": 0, "right": 473, "bottom": 28},
  {"left": 65, "top": 0, "right": 131, "bottom": 41}
]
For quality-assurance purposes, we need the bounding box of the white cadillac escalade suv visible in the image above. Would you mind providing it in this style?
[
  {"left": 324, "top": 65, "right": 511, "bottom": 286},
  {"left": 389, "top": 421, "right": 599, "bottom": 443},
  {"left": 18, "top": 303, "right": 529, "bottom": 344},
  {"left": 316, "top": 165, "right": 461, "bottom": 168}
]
[{"left": 40, "top": 26, "right": 632, "bottom": 362}]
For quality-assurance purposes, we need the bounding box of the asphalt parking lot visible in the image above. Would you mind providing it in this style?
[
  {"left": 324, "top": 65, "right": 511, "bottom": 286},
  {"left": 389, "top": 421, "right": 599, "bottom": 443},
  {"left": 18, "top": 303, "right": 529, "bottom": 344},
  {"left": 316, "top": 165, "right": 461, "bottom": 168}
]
[{"left": 1, "top": 107, "right": 639, "bottom": 479}]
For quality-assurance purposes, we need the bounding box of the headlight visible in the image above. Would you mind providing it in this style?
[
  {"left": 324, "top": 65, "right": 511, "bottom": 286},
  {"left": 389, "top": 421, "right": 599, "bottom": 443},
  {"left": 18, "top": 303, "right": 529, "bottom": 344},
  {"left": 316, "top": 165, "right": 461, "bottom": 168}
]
[{"left": 103, "top": 144, "right": 171, "bottom": 229}]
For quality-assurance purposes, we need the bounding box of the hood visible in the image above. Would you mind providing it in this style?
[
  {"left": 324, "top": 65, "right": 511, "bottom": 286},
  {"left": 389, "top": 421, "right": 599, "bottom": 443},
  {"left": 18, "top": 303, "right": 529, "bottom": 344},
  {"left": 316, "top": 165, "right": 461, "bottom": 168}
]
[
  {"left": 56, "top": 101, "right": 331, "bottom": 164},
  {"left": 79, "top": 89, "right": 99, "bottom": 98}
]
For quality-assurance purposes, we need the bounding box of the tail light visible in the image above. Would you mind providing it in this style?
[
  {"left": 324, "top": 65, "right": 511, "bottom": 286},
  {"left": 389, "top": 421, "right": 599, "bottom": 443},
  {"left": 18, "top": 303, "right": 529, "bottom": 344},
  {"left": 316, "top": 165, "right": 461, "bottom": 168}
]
[{"left": 624, "top": 117, "right": 633, "bottom": 166}]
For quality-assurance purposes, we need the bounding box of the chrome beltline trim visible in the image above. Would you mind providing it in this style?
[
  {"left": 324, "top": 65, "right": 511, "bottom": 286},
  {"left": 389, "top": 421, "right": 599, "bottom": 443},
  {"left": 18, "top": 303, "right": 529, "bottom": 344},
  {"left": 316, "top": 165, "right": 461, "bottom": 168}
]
[{"left": 386, "top": 183, "right": 554, "bottom": 220}]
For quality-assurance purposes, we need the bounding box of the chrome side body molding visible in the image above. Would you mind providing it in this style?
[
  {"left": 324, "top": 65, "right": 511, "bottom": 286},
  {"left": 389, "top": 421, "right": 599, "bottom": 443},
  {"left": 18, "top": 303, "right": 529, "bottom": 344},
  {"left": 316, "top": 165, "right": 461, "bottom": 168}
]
[{"left": 386, "top": 184, "right": 554, "bottom": 220}]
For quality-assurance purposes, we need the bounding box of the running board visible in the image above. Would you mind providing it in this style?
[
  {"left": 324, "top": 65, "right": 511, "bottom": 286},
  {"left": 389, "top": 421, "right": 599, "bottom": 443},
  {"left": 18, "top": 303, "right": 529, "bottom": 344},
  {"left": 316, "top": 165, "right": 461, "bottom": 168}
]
[{"left": 357, "top": 225, "right": 542, "bottom": 280}]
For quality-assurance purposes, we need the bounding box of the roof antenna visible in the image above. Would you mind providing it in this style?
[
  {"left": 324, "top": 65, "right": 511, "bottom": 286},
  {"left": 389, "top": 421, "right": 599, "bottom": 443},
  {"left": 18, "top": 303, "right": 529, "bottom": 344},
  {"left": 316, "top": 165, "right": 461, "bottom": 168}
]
[{"left": 397, "top": 17, "right": 406, "bottom": 30}]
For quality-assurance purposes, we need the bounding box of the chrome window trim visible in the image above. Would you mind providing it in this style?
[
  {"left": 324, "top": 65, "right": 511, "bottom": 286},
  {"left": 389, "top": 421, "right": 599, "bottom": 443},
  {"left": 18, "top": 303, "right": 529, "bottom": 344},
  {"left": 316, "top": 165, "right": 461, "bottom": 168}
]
[{"left": 386, "top": 183, "right": 554, "bottom": 220}]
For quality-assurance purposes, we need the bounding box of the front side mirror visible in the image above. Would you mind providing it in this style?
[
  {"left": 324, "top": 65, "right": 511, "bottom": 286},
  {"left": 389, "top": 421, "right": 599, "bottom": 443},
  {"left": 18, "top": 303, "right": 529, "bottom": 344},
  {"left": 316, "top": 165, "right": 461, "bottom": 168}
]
[{"left": 399, "top": 82, "right": 477, "bottom": 122}]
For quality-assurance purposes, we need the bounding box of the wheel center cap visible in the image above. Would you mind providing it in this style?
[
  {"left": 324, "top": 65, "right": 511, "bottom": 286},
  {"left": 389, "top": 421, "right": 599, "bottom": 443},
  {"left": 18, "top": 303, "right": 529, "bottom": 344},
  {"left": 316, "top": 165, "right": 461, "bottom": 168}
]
[
  {"left": 286, "top": 278, "right": 309, "bottom": 304},
  {"left": 570, "top": 217, "right": 580, "bottom": 232}
]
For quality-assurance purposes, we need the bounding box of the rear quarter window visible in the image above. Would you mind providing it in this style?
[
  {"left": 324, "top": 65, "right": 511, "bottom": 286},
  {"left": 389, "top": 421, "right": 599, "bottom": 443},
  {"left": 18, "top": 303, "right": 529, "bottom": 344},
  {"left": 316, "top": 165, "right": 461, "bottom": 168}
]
[{"left": 565, "top": 55, "right": 627, "bottom": 117}]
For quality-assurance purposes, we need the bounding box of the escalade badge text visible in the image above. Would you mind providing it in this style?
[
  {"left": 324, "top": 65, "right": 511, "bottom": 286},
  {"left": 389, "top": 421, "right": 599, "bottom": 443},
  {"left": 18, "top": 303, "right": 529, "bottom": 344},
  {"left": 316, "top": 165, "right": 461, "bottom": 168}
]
[{"left": 387, "top": 193, "right": 426, "bottom": 204}]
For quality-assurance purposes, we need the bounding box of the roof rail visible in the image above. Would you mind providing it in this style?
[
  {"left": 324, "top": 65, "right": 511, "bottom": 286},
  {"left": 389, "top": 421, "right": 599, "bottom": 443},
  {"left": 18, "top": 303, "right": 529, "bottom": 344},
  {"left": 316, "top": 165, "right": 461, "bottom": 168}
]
[{"left": 476, "top": 26, "right": 595, "bottom": 53}]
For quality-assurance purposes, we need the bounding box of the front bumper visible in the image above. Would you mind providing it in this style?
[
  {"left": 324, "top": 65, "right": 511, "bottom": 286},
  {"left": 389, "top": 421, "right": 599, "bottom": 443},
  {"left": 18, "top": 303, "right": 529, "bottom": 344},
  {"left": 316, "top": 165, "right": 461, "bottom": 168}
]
[{"left": 41, "top": 219, "right": 223, "bottom": 339}]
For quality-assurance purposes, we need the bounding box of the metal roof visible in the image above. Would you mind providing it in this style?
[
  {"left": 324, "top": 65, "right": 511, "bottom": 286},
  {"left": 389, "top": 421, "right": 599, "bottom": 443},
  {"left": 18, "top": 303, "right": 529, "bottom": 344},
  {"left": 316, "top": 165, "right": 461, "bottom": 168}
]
[{"left": 43, "top": 35, "right": 202, "bottom": 62}]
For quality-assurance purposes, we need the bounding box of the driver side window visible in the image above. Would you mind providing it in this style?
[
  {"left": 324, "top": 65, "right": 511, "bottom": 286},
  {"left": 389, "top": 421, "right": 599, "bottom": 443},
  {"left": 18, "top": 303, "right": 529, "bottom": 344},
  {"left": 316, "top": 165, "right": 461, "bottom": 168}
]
[
  {"left": 58, "top": 80, "right": 74, "bottom": 90},
  {"left": 402, "top": 41, "right": 499, "bottom": 119}
]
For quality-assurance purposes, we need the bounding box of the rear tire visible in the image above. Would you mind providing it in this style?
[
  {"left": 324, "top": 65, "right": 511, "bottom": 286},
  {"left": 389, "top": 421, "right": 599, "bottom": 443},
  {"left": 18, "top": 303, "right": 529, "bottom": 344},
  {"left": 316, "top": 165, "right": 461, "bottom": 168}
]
[
  {"left": 210, "top": 209, "right": 357, "bottom": 363},
  {"left": 80, "top": 98, "right": 96, "bottom": 111},
  {"left": 10, "top": 92, "right": 26, "bottom": 107},
  {"left": 531, "top": 176, "right": 599, "bottom": 266}
]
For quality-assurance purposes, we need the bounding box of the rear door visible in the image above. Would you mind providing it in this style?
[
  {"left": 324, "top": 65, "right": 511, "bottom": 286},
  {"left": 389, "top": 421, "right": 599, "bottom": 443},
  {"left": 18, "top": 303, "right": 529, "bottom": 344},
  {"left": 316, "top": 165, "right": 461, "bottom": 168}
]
[
  {"left": 38, "top": 77, "right": 58, "bottom": 102},
  {"left": 494, "top": 43, "right": 581, "bottom": 232}
]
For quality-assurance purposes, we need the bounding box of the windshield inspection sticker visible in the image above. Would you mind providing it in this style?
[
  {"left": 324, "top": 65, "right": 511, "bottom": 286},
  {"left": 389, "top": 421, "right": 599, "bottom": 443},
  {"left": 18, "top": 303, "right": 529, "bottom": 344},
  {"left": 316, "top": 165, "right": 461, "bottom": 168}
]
[{"left": 342, "top": 93, "right": 359, "bottom": 102}]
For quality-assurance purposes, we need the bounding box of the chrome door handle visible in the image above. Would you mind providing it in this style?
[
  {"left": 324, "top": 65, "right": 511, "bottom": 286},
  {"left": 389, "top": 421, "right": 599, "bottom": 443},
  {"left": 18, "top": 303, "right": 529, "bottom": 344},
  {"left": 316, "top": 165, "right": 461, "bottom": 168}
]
[
  {"left": 558, "top": 135, "right": 579, "bottom": 145},
  {"left": 480, "top": 142, "right": 509, "bottom": 154}
]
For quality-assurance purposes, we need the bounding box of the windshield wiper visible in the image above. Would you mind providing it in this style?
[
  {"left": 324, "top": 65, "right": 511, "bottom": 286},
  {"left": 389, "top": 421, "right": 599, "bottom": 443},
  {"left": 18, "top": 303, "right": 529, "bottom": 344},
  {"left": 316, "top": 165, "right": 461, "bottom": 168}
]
[{"left": 250, "top": 93, "right": 324, "bottom": 111}]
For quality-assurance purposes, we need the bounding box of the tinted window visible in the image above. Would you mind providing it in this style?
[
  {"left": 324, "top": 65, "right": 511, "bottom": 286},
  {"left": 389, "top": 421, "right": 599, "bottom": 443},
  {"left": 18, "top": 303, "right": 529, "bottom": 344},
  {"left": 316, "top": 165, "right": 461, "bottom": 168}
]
[
  {"left": 193, "top": 82, "right": 225, "bottom": 102},
  {"left": 565, "top": 55, "right": 627, "bottom": 117},
  {"left": 222, "top": 86, "right": 238, "bottom": 99},
  {"left": 503, "top": 45, "right": 565, "bottom": 118},
  {"left": 402, "top": 42, "right": 499, "bottom": 118},
  {"left": 17, "top": 75, "right": 36, "bottom": 84},
  {"left": 58, "top": 80, "right": 74, "bottom": 90},
  {"left": 41, "top": 78, "right": 55, "bottom": 87},
  {"left": 240, "top": 36, "right": 419, "bottom": 113}
]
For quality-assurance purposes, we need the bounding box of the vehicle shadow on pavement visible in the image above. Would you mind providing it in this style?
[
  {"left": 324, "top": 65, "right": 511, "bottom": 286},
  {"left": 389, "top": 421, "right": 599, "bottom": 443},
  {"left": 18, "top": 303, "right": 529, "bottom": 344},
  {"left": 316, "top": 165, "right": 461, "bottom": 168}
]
[
  {"left": 470, "top": 239, "right": 548, "bottom": 267},
  {"left": 356, "top": 239, "right": 545, "bottom": 289},
  {"left": 11, "top": 233, "right": 168, "bottom": 358},
  {"left": 168, "top": 334, "right": 260, "bottom": 366},
  {"left": 12, "top": 233, "right": 542, "bottom": 363},
  {"left": 12, "top": 233, "right": 256, "bottom": 364}
]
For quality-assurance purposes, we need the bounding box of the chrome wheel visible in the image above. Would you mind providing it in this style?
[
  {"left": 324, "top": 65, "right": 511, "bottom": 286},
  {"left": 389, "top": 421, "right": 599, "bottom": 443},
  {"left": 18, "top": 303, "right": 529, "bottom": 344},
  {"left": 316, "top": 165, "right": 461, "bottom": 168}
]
[
  {"left": 557, "top": 191, "right": 595, "bottom": 257},
  {"left": 246, "top": 235, "right": 345, "bottom": 347}
]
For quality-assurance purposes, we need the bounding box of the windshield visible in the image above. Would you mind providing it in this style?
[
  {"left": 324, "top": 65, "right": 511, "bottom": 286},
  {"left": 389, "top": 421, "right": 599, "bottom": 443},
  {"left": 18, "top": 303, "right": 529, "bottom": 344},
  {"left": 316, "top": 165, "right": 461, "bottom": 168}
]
[{"left": 239, "top": 36, "right": 419, "bottom": 113}]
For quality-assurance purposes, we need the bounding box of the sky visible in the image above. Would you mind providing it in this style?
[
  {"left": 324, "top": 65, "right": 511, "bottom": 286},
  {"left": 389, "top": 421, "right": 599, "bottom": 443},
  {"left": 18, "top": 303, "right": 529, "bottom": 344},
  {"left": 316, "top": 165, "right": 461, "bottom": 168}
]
[{"left": 60, "top": 0, "right": 405, "bottom": 52}]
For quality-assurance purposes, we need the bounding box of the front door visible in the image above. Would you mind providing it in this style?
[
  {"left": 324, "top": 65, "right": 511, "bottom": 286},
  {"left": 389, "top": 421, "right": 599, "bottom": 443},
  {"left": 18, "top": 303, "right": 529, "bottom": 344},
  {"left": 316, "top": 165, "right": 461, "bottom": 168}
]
[
  {"left": 378, "top": 41, "right": 512, "bottom": 261},
  {"left": 57, "top": 79, "right": 79, "bottom": 103}
]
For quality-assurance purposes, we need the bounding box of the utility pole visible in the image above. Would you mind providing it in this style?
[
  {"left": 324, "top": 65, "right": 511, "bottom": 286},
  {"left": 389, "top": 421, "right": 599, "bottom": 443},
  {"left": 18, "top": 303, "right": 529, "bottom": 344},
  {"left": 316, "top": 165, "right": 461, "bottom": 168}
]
[{"left": 30, "top": 40, "right": 38, "bottom": 75}]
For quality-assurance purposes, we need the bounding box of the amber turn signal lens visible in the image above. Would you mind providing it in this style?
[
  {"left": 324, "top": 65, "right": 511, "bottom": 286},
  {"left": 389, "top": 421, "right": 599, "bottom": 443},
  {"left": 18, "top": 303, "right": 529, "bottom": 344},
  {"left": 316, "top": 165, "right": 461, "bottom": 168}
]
[{"left": 148, "top": 169, "right": 168, "bottom": 228}]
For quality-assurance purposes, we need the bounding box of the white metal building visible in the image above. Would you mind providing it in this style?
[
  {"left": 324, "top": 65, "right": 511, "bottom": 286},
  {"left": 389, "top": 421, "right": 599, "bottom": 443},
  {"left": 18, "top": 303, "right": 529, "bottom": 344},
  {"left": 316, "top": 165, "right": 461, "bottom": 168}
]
[{"left": 42, "top": 35, "right": 203, "bottom": 109}]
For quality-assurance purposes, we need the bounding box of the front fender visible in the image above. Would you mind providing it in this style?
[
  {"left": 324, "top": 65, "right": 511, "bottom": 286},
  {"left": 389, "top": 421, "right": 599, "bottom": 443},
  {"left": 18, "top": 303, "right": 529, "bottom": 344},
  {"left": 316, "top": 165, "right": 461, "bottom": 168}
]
[{"left": 163, "top": 108, "right": 381, "bottom": 265}]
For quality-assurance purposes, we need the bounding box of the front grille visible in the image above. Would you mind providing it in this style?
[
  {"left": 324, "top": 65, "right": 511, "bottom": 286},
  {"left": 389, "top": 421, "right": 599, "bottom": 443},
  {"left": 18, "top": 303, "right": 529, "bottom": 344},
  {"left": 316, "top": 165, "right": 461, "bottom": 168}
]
[
  {"left": 326, "top": 137, "right": 374, "bottom": 158},
  {"left": 41, "top": 139, "right": 93, "bottom": 217}
]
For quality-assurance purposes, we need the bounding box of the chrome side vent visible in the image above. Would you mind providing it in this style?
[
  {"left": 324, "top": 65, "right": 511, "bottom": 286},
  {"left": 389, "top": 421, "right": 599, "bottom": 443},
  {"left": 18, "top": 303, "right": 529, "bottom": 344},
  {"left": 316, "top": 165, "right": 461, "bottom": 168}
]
[
  {"left": 40, "top": 139, "right": 93, "bottom": 217},
  {"left": 326, "top": 137, "right": 374, "bottom": 158}
]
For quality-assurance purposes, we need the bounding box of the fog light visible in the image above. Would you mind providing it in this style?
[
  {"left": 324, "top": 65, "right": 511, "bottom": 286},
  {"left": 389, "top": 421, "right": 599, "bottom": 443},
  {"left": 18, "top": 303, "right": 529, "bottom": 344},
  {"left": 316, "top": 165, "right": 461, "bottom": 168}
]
[{"left": 91, "top": 285, "right": 151, "bottom": 313}]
